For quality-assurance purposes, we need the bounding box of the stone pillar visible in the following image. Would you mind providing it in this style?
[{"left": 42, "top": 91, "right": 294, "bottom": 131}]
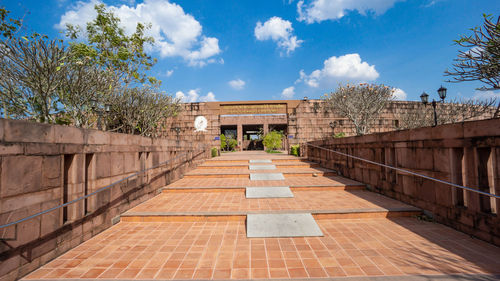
[{"left": 237, "top": 124, "right": 243, "bottom": 151}]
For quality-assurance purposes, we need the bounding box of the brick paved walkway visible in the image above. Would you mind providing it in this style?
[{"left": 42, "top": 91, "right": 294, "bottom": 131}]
[{"left": 23, "top": 152, "right": 500, "bottom": 280}]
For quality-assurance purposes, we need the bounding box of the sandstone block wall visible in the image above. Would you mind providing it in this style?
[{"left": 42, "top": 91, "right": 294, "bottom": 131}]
[
  {"left": 163, "top": 100, "right": 408, "bottom": 151},
  {"left": 0, "top": 119, "right": 210, "bottom": 281},
  {"left": 306, "top": 118, "right": 500, "bottom": 246}
]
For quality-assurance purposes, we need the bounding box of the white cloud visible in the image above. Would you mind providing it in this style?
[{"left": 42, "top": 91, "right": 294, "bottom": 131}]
[
  {"left": 175, "top": 89, "right": 217, "bottom": 103},
  {"left": 472, "top": 90, "right": 500, "bottom": 100},
  {"left": 297, "top": 53, "right": 379, "bottom": 88},
  {"left": 254, "top": 16, "right": 303, "bottom": 55},
  {"left": 297, "top": 0, "right": 403, "bottom": 24},
  {"left": 281, "top": 86, "right": 295, "bottom": 99},
  {"left": 392, "top": 88, "right": 406, "bottom": 100},
  {"left": 228, "top": 79, "right": 246, "bottom": 90},
  {"left": 57, "top": 0, "right": 221, "bottom": 67},
  {"left": 200, "top": 91, "right": 217, "bottom": 102},
  {"left": 165, "top": 70, "right": 174, "bottom": 77}
]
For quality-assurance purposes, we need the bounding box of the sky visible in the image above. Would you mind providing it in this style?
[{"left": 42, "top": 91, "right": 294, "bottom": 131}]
[{"left": 2, "top": 0, "right": 499, "bottom": 102}]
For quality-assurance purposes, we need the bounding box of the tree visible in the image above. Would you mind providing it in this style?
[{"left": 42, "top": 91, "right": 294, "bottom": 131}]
[
  {"left": 65, "top": 4, "right": 158, "bottom": 89},
  {"left": 105, "top": 86, "right": 180, "bottom": 137},
  {"left": 396, "top": 98, "right": 497, "bottom": 130},
  {"left": 323, "top": 84, "right": 394, "bottom": 135},
  {"left": 263, "top": 130, "right": 283, "bottom": 151},
  {"left": 58, "top": 56, "right": 118, "bottom": 128},
  {"left": 0, "top": 7, "right": 22, "bottom": 39},
  {"left": 444, "top": 14, "right": 499, "bottom": 91},
  {"left": 0, "top": 34, "right": 67, "bottom": 123}
]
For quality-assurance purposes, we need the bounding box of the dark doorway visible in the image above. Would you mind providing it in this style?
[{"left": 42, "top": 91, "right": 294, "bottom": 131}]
[
  {"left": 243, "top": 124, "right": 263, "bottom": 150},
  {"left": 221, "top": 125, "right": 237, "bottom": 139},
  {"left": 269, "top": 124, "right": 287, "bottom": 134}
]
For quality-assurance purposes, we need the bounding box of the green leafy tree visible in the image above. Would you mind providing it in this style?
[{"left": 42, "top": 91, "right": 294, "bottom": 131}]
[
  {"left": 0, "top": 7, "right": 22, "bottom": 39},
  {"left": 263, "top": 130, "right": 283, "bottom": 151},
  {"left": 65, "top": 4, "right": 158, "bottom": 88}
]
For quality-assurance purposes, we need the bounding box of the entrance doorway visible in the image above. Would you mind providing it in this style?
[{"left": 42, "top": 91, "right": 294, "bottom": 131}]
[
  {"left": 243, "top": 125, "right": 263, "bottom": 150},
  {"left": 221, "top": 125, "right": 237, "bottom": 139}
]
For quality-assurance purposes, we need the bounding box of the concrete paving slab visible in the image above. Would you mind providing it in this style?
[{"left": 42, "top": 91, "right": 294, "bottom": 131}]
[
  {"left": 249, "top": 159, "right": 272, "bottom": 163},
  {"left": 247, "top": 213, "right": 323, "bottom": 237},
  {"left": 250, "top": 173, "right": 285, "bottom": 180},
  {"left": 246, "top": 186, "right": 293, "bottom": 198},
  {"left": 249, "top": 164, "right": 276, "bottom": 170}
]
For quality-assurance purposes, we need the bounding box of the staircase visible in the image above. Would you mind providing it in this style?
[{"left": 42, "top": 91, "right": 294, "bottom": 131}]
[{"left": 23, "top": 151, "right": 500, "bottom": 280}]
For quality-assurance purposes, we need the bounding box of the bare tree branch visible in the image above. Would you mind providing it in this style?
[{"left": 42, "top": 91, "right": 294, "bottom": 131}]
[
  {"left": 323, "top": 84, "right": 393, "bottom": 136},
  {"left": 444, "top": 14, "right": 500, "bottom": 91}
]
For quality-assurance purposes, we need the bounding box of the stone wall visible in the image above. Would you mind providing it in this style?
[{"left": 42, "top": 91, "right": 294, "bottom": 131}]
[
  {"left": 162, "top": 100, "right": 412, "bottom": 151},
  {"left": 162, "top": 102, "right": 220, "bottom": 147},
  {"left": 305, "top": 118, "right": 500, "bottom": 246},
  {"left": 0, "top": 119, "right": 210, "bottom": 281},
  {"left": 289, "top": 100, "right": 404, "bottom": 145}
]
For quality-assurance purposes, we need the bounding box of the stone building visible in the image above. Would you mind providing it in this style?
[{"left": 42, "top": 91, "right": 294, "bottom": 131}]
[{"left": 163, "top": 99, "right": 415, "bottom": 151}]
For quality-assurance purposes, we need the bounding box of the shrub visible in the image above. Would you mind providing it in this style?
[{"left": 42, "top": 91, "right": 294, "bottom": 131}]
[
  {"left": 334, "top": 132, "right": 346, "bottom": 138},
  {"left": 211, "top": 147, "right": 218, "bottom": 157},
  {"left": 227, "top": 138, "right": 237, "bottom": 151},
  {"left": 220, "top": 134, "right": 227, "bottom": 151},
  {"left": 290, "top": 144, "right": 300, "bottom": 156},
  {"left": 263, "top": 130, "right": 283, "bottom": 151}
]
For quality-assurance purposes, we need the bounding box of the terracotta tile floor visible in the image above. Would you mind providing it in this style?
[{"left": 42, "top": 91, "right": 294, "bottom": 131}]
[
  {"left": 126, "top": 190, "right": 412, "bottom": 213},
  {"left": 168, "top": 176, "right": 362, "bottom": 188},
  {"left": 22, "top": 152, "right": 500, "bottom": 280},
  {"left": 24, "top": 218, "right": 500, "bottom": 280},
  {"left": 198, "top": 163, "right": 317, "bottom": 168},
  {"left": 186, "top": 167, "right": 333, "bottom": 175},
  {"left": 210, "top": 151, "right": 303, "bottom": 161}
]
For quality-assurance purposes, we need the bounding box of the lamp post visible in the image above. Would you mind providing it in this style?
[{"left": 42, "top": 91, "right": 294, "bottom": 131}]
[
  {"left": 90, "top": 99, "right": 110, "bottom": 130},
  {"left": 329, "top": 121, "right": 337, "bottom": 136},
  {"left": 420, "top": 86, "right": 447, "bottom": 127}
]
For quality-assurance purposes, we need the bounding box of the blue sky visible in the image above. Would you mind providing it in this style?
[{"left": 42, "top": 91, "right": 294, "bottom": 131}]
[{"left": 3, "top": 0, "right": 499, "bottom": 102}]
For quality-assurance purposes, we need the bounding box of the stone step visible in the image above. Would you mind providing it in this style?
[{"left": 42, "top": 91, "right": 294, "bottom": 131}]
[
  {"left": 120, "top": 208, "right": 422, "bottom": 222},
  {"left": 162, "top": 184, "right": 365, "bottom": 193},
  {"left": 184, "top": 171, "right": 337, "bottom": 178},
  {"left": 167, "top": 175, "right": 364, "bottom": 189},
  {"left": 205, "top": 158, "right": 308, "bottom": 164},
  {"left": 197, "top": 163, "right": 320, "bottom": 169},
  {"left": 125, "top": 190, "right": 421, "bottom": 219}
]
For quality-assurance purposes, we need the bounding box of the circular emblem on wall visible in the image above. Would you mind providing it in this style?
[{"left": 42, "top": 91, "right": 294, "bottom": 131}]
[{"left": 194, "top": 116, "right": 208, "bottom": 132}]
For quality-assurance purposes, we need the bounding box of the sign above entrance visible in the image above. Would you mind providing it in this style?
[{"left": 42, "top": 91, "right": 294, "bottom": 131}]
[{"left": 220, "top": 104, "right": 286, "bottom": 115}]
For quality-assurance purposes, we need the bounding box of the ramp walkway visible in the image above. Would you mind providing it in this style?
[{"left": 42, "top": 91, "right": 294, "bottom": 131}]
[{"left": 23, "top": 151, "right": 500, "bottom": 280}]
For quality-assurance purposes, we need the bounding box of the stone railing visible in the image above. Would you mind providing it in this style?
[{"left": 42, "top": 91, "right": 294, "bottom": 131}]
[
  {"left": 304, "top": 118, "right": 500, "bottom": 246},
  {"left": 0, "top": 119, "right": 211, "bottom": 281}
]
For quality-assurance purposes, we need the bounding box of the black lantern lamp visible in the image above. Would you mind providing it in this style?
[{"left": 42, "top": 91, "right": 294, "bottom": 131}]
[
  {"left": 437, "top": 85, "right": 447, "bottom": 101},
  {"left": 420, "top": 92, "right": 429, "bottom": 105},
  {"left": 90, "top": 98, "right": 98, "bottom": 109}
]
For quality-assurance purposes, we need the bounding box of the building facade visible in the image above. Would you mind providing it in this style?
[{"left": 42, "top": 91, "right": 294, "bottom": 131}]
[{"left": 163, "top": 99, "right": 414, "bottom": 151}]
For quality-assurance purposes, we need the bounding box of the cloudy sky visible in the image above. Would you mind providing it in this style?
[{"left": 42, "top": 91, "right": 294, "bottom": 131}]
[{"left": 3, "top": 0, "right": 499, "bottom": 102}]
